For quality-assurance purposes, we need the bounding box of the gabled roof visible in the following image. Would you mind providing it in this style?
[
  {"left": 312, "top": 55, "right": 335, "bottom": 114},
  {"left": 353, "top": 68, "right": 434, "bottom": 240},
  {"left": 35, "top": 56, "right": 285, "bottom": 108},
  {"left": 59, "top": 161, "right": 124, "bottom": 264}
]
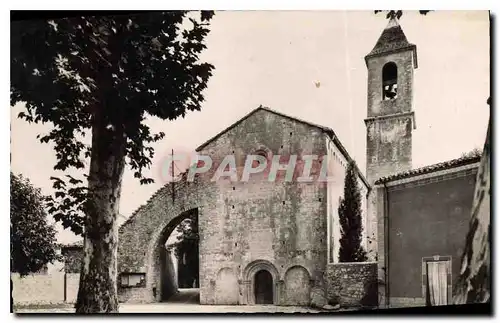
[
  {"left": 195, "top": 105, "right": 332, "bottom": 152},
  {"left": 365, "top": 17, "right": 418, "bottom": 67},
  {"left": 195, "top": 105, "right": 370, "bottom": 190},
  {"left": 374, "top": 155, "right": 481, "bottom": 185}
]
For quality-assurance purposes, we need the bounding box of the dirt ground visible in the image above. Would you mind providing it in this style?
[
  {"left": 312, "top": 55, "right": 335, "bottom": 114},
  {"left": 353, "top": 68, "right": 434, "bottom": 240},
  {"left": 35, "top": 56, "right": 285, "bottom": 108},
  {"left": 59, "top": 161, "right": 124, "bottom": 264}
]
[{"left": 14, "top": 288, "right": 327, "bottom": 314}]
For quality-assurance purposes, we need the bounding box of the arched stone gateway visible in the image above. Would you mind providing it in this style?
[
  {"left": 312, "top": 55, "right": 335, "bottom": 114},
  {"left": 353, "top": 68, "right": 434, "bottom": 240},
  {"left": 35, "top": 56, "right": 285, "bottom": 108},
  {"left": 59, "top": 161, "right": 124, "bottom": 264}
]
[
  {"left": 116, "top": 106, "right": 346, "bottom": 306},
  {"left": 150, "top": 208, "right": 198, "bottom": 302},
  {"left": 117, "top": 177, "right": 216, "bottom": 304}
]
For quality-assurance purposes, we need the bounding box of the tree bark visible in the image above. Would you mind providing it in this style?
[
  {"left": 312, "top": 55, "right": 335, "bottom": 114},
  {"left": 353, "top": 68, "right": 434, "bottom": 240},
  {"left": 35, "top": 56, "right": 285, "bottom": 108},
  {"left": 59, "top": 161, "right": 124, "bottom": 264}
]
[
  {"left": 10, "top": 277, "right": 13, "bottom": 313},
  {"left": 75, "top": 108, "right": 126, "bottom": 313},
  {"left": 453, "top": 116, "right": 490, "bottom": 305}
]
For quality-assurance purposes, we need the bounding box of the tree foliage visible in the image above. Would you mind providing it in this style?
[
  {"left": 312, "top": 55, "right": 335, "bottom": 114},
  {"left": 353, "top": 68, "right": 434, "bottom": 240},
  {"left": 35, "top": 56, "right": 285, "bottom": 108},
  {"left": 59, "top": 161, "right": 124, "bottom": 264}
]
[
  {"left": 11, "top": 11, "right": 215, "bottom": 235},
  {"left": 11, "top": 11, "right": 215, "bottom": 313},
  {"left": 10, "top": 172, "right": 59, "bottom": 276},
  {"left": 175, "top": 212, "right": 199, "bottom": 245},
  {"left": 374, "top": 10, "right": 432, "bottom": 20},
  {"left": 338, "top": 161, "right": 367, "bottom": 263},
  {"left": 461, "top": 147, "right": 483, "bottom": 159},
  {"left": 172, "top": 212, "right": 199, "bottom": 287}
]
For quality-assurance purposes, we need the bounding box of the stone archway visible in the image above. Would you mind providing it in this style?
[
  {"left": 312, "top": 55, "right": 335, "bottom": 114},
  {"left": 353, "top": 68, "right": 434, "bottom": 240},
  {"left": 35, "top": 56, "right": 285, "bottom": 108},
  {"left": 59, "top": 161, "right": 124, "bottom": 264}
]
[
  {"left": 117, "top": 176, "right": 217, "bottom": 304},
  {"left": 147, "top": 208, "right": 199, "bottom": 302},
  {"left": 242, "top": 260, "right": 280, "bottom": 305}
]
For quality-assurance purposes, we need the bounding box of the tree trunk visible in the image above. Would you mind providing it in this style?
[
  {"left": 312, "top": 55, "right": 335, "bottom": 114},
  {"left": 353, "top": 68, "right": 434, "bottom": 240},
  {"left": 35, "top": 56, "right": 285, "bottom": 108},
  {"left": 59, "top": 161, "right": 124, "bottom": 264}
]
[
  {"left": 10, "top": 277, "right": 13, "bottom": 313},
  {"left": 75, "top": 110, "right": 126, "bottom": 313},
  {"left": 453, "top": 116, "right": 490, "bottom": 305}
]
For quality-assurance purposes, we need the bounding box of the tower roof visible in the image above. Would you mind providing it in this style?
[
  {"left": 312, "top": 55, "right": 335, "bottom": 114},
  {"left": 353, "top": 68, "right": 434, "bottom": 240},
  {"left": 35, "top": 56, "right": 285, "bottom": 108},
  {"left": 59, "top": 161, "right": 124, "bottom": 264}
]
[{"left": 365, "top": 17, "right": 418, "bottom": 67}]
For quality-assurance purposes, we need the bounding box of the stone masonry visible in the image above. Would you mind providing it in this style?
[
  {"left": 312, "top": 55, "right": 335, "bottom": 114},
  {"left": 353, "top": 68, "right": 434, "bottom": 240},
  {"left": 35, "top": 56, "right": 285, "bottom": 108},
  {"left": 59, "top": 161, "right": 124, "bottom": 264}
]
[
  {"left": 14, "top": 16, "right": 486, "bottom": 312},
  {"left": 118, "top": 106, "right": 370, "bottom": 306},
  {"left": 326, "top": 262, "right": 378, "bottom": 307},
  {"left": 364, "top": 17, "right": 417, "bottom": 270}
]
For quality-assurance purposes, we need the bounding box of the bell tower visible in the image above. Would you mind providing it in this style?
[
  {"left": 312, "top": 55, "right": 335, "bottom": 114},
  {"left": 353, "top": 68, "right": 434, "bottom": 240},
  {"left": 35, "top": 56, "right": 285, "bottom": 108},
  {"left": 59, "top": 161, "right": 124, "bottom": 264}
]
[{"left": 364, "top": 17, "right": 417, "bottom": 184}]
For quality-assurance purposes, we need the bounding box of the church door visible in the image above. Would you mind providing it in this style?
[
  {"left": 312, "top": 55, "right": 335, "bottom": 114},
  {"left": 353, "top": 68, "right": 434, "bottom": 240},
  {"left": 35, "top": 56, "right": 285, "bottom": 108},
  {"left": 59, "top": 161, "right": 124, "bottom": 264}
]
[{"left": 254, "top": 270, "right": 273, "bottom": 304}]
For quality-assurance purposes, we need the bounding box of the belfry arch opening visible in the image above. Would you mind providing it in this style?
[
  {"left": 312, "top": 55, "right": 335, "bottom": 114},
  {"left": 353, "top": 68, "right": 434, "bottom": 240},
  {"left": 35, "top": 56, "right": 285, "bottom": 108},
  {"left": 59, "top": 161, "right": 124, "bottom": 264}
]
[
  {"left": 153, "top": 208, "right": 200, "bottom": 303},
  {"left": 382, "top": 62, "right": 398, "bottom": 100}
]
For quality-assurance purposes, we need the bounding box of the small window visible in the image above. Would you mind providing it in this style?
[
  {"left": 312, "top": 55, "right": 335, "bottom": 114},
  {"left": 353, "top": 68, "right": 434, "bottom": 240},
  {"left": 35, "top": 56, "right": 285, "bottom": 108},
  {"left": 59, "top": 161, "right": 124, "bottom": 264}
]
[
  {"left": 120, "top": 273, "right": 146, "bottom": 288},
  {"left": 382, "top": 62, "right": 398, "bottom": 100}
]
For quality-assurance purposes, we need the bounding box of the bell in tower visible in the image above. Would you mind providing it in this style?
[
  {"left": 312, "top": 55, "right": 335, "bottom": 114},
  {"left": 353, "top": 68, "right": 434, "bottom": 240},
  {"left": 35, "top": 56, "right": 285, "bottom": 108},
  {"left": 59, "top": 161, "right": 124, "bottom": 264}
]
[{"left": 364, "top": 16, "right": 418, "bottom": 184}]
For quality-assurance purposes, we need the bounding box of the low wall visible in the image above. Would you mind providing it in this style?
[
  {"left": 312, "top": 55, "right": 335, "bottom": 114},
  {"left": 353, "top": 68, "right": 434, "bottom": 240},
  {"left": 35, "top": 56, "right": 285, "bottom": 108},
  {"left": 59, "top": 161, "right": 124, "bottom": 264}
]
[
  {"left": 66, "top": 274, "right": 80, "bottom": 303},
  {"left": 389, "top": 297, "right": 426, "bottom": 308},
  {"left": 118, "top": 287, "right": 152, "bottom": 304},
  {"left": 11, "top": 273, "right": 80, "bottom": 305},
  {"left": 12, "top": 273, "right": 64, "bottom": 305},
  {"left": 326, "top": 262, "right": 378, "bottom": 308}
]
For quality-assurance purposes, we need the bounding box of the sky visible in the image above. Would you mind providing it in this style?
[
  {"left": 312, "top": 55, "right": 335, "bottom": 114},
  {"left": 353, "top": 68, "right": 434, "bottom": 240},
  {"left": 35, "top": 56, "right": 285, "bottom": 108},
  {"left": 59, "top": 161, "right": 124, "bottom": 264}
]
[{"left": 10, "top": 10, "right": 490, "bottom": 244}]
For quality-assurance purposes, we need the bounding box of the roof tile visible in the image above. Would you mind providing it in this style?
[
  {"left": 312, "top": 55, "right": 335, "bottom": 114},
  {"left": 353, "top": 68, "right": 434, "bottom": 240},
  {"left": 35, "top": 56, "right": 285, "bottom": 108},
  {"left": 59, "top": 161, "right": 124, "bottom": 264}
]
[
  {"left": 374, "top": 155, "right": 481, "bottom": 185},
  {"left": 365, "top": 17, "right": 417, "bottom": 66}
]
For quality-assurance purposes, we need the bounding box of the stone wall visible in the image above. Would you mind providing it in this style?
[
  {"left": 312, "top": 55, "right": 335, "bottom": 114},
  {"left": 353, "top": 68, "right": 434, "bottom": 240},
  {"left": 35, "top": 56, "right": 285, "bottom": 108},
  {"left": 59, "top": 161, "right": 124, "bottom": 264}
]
[
  {"left": 453, "top": 117, "right": 491, "bottom": 305},
  {"left": 12, "top": 273, "right": 65, "bottom": 305},
  {"left": 61, "top": 247, "right": 83, "bottom": 273},
  {"left": 117, "top": 107, "right": 333, "bottom": 305},
  {"left": 366, "top": 50, "right": 415, "bottom": 119},
  {"left": 160, "top": 247, "right": 178, "bottom": 300},
  {"left": 66, "top": 274, "right": 80, "bottom": 303},
  {"left": 117, "top": 178, "right": 213, "bottom": 303},
  {"left": 196, "top": 108, "right": 328, "bottom": 305},
  {"left": 365, "top": 49, "right": 416, "bottom": 198},
  {"left": 366, "top": 115, "right": 414, "bottom": 185},
  {"left": 365, "top": 49, "right": 417, "bottom": 264},
  {"left": 326, "top": 262, "right": 378, "bottom": 308},
  {"left": 11, "top": 272, "right": 80, "bottom": 305}
]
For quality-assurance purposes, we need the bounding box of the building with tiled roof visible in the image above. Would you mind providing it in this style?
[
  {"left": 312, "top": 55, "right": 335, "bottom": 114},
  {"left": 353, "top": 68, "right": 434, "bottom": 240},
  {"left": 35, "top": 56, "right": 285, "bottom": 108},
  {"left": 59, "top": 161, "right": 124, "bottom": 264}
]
[{"left": 375, "top": 155, "right": 481, "bottom": 185}]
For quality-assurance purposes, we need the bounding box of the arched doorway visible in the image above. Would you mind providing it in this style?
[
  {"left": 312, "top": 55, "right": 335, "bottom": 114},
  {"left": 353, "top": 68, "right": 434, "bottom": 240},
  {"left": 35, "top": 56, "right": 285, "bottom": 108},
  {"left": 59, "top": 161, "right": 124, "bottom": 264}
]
[
  {"left": 254, "top": 269, "right": 273, "bottom": 304},
  {"left": 243, "top": 260, "right": 279, "bottom": 305},
  {"left": 150, "top": 208, "right": 200, "bottom": 303}
]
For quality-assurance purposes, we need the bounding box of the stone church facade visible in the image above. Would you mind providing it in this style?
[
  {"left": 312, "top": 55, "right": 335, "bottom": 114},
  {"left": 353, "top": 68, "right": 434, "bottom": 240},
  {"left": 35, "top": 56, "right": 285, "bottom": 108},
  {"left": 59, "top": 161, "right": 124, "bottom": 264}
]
[
  {"left": 112, "top": 17, "right": 484, "bottom": 307},
  {"left": 117, "top": 106, "right": 372, "bottom": 305}
]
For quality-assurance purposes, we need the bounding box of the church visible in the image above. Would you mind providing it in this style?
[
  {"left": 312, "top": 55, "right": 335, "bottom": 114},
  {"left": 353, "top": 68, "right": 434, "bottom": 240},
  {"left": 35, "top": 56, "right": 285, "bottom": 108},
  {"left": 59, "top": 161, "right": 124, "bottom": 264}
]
[{"left": 113, "top": 17, "right": 482, "bottom": 308}]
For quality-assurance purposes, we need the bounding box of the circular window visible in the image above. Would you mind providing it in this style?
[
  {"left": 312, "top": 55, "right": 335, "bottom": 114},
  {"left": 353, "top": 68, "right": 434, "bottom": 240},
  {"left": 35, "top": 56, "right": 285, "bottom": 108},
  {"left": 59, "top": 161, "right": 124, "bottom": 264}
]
[
  {"left": 252, "top": 149, "right": 269, "bottom": 169},
  {"left": 255, "top": 149, "right": 268, "bottom": 159}
]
